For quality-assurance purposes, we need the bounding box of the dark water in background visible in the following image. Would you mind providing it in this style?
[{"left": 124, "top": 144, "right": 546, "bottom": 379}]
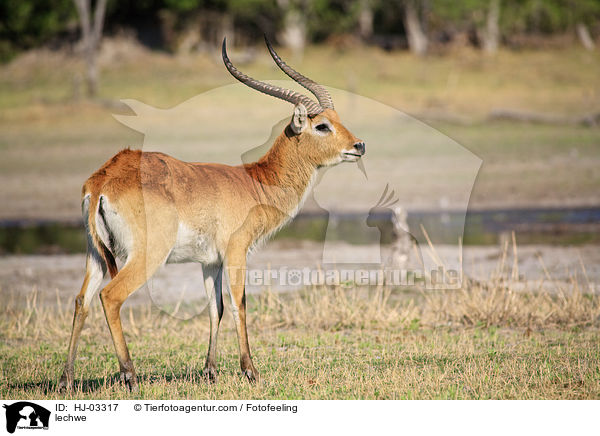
[
  {"left": 279, "top": 207, "right": 600, "bottom": 245},
  {"left": 1, "top": 207, "right": 599, "bottom": 254}
]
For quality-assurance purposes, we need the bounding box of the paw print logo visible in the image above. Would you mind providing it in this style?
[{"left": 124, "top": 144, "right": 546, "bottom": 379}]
[{"left": 287, "top": 269, "right": 303, "bottom": 286}]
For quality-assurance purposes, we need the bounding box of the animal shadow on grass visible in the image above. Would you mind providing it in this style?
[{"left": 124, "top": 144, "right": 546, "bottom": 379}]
[
  {"left": 13, "top": 377, "right": 102, "bottom": 396},
  {"left": 11, "top": 368, "right": 243, "bottom": 396},
  {"left": 8, "top": 375, "right": 122, "bottom": 395}
]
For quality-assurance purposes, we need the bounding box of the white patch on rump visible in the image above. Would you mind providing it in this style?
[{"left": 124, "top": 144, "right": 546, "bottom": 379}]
[{"left": 96, "top": 195, "right": 133, "bottom": 262}]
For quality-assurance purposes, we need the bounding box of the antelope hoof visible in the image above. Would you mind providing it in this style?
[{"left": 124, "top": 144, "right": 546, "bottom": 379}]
[
  {"left": 120, "top": 371, "right": 139, "bottom": 393},
  {"left": 58, "top": 370, "right": 74, "bottom": 392},
  {"left": 242, "top": 368, "right": 258, "bottom": 383},
  {"left": 203, "top": 366, "right": 218, "bottom": 384}
]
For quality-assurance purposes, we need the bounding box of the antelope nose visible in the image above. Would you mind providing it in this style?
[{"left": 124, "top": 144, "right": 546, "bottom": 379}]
[{"left": 354, "top": 142, "right": 366, "bottom": 155}]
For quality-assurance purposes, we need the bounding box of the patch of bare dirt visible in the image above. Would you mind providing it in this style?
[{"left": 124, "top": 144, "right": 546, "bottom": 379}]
[{"left": 1, "top": 242, "right": 598, "bottom": 312}]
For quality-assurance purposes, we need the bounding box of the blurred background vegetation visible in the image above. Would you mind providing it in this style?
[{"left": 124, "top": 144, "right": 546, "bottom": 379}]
[
  {"left": 0, "top": 0, "right": 599, "bottom": 251},
  {"left": 2, "top": 0, "right": 600, "bottom": 63},
  {"left": 2, "top": 0, "right": 599, "bottom": 106}
]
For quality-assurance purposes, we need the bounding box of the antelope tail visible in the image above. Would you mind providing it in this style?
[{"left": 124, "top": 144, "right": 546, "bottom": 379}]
[{"left": 83, "top": 189, "right": 118, "bottom": 279}]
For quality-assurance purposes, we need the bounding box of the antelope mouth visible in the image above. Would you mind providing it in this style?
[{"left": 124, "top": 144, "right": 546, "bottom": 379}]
[{"left": 342, "top": 151, "right": 363, "bottom": 161}]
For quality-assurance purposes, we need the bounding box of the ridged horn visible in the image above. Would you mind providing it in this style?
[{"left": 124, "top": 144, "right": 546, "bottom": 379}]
[
  {"left": 222, "top": 38, "right": 323, "bottom": 116},
  {"left": 264, "top": 35, "right": 334, "bottom": 110}
]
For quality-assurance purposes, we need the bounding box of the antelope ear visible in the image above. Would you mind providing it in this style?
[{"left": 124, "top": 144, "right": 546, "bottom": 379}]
[{"left": 290, "top": 104, "right": 308, "bottom": 134}]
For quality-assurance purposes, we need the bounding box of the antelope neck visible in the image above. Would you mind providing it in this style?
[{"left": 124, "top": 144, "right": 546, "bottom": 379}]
[{"left": 243, "top": 131, "right": 317, "bottom": 215}]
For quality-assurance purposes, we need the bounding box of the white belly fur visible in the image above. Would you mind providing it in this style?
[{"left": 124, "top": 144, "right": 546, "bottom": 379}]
[{"left": 166, "top": 222, "right": 219, "bottom": 264}]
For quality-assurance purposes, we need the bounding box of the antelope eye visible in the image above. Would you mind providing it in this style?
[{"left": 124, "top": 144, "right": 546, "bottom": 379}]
[{"left": 316, "top": 123, "right": 330, "bottom": 132}]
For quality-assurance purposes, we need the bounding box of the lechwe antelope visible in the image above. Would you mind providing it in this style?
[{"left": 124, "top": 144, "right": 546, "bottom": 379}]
[{"left": 58, "top": 37, "right": 365, "bottom": 391}]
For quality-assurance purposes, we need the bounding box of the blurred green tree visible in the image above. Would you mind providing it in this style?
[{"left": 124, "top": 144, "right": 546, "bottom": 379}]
[
  {"left": 0, "top": 0, "right": 75, "bottom": 61},
  {"left": 500, "top": 0, "right": 600, "bottom": 39},
  {"left": 431, "top": 0, "right": 500, "bottom": 51}
]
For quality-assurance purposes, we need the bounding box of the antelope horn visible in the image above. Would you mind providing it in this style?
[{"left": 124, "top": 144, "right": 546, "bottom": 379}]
[
  {"left": 264, "top": 36, "right": 334, "bottom": 110},
  {"left": 222, "top": 38, "right": 323, "bottom": 116}
]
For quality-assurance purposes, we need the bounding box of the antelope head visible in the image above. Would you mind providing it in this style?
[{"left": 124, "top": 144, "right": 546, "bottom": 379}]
[{"left": 222, "top": 37, "right": 366, "bottom": 168}]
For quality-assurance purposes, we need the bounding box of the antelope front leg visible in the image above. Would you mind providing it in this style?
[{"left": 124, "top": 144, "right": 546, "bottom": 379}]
[{"left": 225, "top": 254, "right": 258, "bottom": 382}]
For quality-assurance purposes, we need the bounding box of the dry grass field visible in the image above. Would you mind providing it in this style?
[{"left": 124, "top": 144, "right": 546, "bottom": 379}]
[{"left": 1, "top": 246, "right": 599, "bottom": 400}]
